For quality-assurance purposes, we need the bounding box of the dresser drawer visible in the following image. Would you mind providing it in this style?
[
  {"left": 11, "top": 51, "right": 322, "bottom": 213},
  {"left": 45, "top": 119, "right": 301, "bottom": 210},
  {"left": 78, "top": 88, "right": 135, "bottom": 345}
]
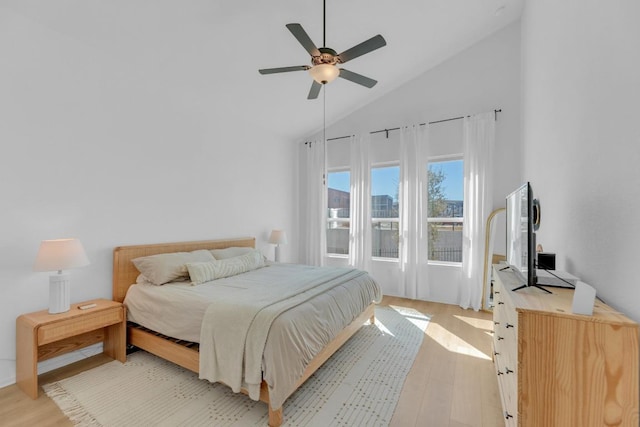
[
  {"left": 495, "top": 353, "right": 518, "bottom": 426},
  {"left": 38, "top": 308, "right": 123, "bottom": 345},
  {"left": 493, "top": 266, "right": 520, "bottom": 426}
]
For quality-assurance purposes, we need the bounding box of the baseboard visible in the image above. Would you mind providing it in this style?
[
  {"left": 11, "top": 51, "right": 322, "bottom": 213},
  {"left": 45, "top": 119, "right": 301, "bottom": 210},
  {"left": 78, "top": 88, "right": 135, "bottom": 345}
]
[
  {"left": 0, "top": 343, "right": 104, "bottom": 389},
  {"left": 0, "top": 374, "right": 16, "bottom": 389}
]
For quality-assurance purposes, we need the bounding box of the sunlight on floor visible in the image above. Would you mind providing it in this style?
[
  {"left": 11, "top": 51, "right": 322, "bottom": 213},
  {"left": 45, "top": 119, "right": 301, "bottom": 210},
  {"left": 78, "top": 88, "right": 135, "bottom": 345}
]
[
  {"left": 388, "top": 305, "right": 431, "bottom": 330},
  {"left": 375, "top": 319, "right": 395, "bottom": 337},
  {"left": 453, "top": 314, "right": 495, "bottom": 331},
  {"left": 425, "top": 322, "right": 492, "bottom": 360}
]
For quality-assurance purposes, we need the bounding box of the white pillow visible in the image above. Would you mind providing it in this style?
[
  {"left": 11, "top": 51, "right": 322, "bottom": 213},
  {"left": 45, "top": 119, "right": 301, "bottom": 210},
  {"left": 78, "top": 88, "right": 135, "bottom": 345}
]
[
  {"left": 210, "top": 246, "right": 254, "bottom": 260},
  {"left": 187, "top": 250, "right": 265, "bottom": 285},
  {"left": 132, "top": 249, "right": 215, "bottom": 285}
]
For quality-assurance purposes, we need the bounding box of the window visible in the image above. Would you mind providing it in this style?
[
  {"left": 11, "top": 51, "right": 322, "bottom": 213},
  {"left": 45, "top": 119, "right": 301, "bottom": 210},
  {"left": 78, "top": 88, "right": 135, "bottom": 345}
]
[
  {"left": 371, "top": 165, "right": 399, "bottom": 258},
  {"left": 427, "top": 158, "right": 464, "bottom": 263},
  {"left": 326, "top": 170, "right": 350, "bottom": 255}
]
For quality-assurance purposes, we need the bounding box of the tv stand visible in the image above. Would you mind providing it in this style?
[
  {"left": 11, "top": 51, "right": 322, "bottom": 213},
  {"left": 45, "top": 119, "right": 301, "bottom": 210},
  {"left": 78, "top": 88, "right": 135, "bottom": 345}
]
[
  {"left": 511, "top": 283, "right": 552, "bottom": 294},
  {"left": 501, "top": 265, "right": 552, "bottom": 293},
  {"left": 492, "top": 266, "right": 639, "bottom": 426}
]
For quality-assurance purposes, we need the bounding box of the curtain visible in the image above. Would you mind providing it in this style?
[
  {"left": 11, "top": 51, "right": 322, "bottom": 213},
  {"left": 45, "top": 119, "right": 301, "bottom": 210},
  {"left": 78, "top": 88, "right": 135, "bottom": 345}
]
[
  {"left": 398, "top": 125, "right": 430, "bottom": 299},
  {"left": 302, "top": 140, "right": 326, "bottom": 266},
  {"left": 460, "top": 112, "right": 495, "bottom": 310},
  {"left": 348, "top": 134, "right": 372, "bottom": 272}
]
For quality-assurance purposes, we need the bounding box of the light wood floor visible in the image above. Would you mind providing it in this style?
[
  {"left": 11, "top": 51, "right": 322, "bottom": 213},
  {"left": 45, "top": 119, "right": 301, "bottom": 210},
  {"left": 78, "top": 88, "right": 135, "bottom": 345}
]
[
  {"left": 0, "top": 296, "right": 503, "bottom": 427},
  {"left": 385, "top": 296, "right": 503, "bottom": 427}
]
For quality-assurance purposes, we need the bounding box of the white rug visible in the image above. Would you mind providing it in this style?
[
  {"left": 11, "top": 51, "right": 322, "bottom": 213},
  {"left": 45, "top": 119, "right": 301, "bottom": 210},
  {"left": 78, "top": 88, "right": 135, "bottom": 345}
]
[{"left": 44, "top": 306, "right": 429, "bottom": 427}]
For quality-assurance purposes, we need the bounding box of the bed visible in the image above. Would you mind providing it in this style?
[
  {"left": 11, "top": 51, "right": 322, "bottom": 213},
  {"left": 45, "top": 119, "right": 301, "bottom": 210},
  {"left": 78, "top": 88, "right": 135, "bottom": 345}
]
[{"left": 112, "top": 237, "right": 381, "bottom": 427}]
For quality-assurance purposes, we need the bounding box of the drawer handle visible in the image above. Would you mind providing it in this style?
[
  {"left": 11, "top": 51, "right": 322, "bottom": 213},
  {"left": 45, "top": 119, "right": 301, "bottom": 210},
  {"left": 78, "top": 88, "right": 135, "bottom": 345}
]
[
  {"left": 494, "top": 290, "right": 500, "bottom": 294},
  {"left": 505, "top": 367, "right": 514, "bottom": 374},
  {"left": 498, "top": 301, "right": 504, "bottom": 305},
  {"left": 494, "top": 351, "right": 500, "bottom": 356},
  {"left": 497, "top": 336, "right": 504, "bottom": 340},
  {"left": 494, "top": 321, "right": 500, "bottom": 325},
  {"left": 497, "top": 370, "right": 504, "bottom": 375},
  {"left": 506, "top": 323, "right": 514, "bottom": 328},
  {"left": 505, "top": 412, "right": 513, "bottom": 419}
]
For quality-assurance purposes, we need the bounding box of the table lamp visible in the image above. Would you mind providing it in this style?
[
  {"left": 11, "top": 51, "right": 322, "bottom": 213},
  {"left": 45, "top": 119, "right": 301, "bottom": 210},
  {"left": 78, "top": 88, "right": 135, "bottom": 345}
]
[
  {"left": 268, "top": 230, "right": 287, "bottom": 262},
  {"left": 33, "top": 238, "right": 90, "bottom": 314}
]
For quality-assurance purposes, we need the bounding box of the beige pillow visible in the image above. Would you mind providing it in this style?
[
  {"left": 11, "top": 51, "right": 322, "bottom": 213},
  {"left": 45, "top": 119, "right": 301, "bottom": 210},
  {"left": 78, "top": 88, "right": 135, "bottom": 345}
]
[
  {"left": 187, "top": 250, "right": 265, "bottom": 285},
  {"left": 210, "top": 246, "right": 254, "bottom": 260},
  {"left": 136, "top": 274, "right": 154, "bottom": 285},
  {"left": 132, "top": 249, "right": 215, "bottom": 285}
]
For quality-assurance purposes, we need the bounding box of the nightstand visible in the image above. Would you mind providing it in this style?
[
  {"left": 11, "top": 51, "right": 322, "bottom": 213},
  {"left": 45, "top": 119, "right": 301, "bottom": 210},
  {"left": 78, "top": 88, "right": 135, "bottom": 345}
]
[{"left": 16, "top": 298, "right": 126, "bottom": 399}]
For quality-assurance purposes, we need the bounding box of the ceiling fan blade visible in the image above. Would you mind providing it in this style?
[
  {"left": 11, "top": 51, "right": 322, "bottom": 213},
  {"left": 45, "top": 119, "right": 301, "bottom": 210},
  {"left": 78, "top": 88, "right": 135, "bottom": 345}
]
[
  {"left": 308, "top": 81, "right": 322, "bottom": 99},
  {"left": 286, "top": 23, "right": 320, "bottom": 57},
  {"left": 337, "top": 34, "right": 387, "bottom": 64},
  {"left": 259, "top": 65, "right": 310, "bottom": 75},
  {"left": 339, "top": 68, "right": 377, "bottom": 88}
]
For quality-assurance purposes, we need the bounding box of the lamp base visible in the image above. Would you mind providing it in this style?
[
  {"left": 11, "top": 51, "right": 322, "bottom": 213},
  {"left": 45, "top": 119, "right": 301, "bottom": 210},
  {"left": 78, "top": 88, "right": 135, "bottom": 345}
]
[
  {"left": 274, "top": 245, "right": 281, "bottom": 263},
  {"left": 49, "top": 273, "right": 70, "bottom": 314}
]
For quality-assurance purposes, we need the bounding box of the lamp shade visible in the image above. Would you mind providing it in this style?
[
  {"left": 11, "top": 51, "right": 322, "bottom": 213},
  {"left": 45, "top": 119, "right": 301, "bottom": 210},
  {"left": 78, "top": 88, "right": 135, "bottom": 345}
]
[
  {"left": 34, "top": 238, "right": 90, "bottom": 272},
  {"left": 308, "top": 64, "right": 340, "bottom": 84},
  {"left": 268, "top": 230, "right": 288, "bottom": 245}
]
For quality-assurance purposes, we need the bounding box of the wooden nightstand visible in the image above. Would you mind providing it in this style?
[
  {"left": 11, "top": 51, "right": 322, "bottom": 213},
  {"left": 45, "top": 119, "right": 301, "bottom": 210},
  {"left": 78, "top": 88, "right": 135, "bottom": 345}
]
[{"left": 16, "top": 298, "right": 126, "bottom": 399}]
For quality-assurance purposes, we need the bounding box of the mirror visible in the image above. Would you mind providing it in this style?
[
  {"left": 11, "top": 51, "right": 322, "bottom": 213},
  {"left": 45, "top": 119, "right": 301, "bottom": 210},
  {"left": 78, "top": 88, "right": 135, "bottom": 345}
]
[{"left": 482, "top": 208, "right": 506, "bottom": 311}]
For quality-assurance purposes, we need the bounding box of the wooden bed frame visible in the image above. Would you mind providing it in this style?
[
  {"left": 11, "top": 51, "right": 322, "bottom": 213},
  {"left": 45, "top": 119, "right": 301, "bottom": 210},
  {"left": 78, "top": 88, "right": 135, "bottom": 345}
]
[{"left": 112, "top": 237, "right": 375, "bottom": 427}]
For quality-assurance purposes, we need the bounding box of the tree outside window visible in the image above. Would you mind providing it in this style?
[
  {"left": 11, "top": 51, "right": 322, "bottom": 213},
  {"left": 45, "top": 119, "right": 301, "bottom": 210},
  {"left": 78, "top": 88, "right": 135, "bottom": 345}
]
[{"left": 428, "top": 159, "right": 464, "bottom": 263}]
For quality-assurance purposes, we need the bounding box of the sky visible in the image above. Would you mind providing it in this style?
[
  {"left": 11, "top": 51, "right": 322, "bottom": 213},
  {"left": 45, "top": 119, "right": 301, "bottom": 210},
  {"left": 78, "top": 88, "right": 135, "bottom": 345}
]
[{"left": 328, "top": 160, "right": 463, "bottom": 201}]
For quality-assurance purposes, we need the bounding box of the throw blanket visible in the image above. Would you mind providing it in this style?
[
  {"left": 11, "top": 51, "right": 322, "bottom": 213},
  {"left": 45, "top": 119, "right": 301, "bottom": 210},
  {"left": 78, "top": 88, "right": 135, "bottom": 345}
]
[{"left": 198, "top": 265, "right": 379, "bottom": 409}]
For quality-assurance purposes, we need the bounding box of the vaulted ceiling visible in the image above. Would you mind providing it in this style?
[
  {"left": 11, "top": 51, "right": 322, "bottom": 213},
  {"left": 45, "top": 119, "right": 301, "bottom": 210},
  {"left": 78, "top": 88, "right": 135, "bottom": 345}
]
[{"left": 3, "top": 0, "right": 524, "bottom": 141}]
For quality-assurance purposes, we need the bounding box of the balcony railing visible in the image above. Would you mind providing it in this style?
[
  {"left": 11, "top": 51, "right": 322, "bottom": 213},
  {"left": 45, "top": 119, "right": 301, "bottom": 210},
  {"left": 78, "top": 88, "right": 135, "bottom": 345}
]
[
  {"left": 372, "top": 248, "right": 399, "bottom": 258},
  {"left": 327, "top": 246, "right": 349, "bottom": 255},
  {"left": 327, "top": 216, "right": 463, "bottom": 262},
  {"left": 427, "top": 217, "right": 463, "bottom": 263},
  {"left": 430, "top": 248, "right": 462, "bottom": 263}
]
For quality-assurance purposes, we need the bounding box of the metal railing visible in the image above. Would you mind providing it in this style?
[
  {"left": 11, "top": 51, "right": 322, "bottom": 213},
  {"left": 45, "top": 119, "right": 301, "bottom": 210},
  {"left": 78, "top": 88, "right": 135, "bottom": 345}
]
[
  {"left": 327, "top": 246, "right": 349, "bottom": 255},
  {"left": 372, "top": 248, "right": 399, "bottom": 258},
  {"left": 430, "top": 248, "right": 462, "bottom": 262}
]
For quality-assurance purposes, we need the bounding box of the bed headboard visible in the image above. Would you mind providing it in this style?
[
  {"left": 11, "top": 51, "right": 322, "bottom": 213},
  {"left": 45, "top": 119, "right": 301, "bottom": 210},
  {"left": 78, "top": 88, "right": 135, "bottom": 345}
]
[{"left": 112, "top": 237, "right": 256, "bottom": 302}]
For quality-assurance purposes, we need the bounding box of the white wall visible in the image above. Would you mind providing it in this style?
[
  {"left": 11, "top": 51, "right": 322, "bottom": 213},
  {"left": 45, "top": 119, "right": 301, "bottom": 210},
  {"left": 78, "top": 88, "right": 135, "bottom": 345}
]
[
  {"left": 0, "top": 9, "right": 297, "bottom": 386},
  {"left": 300, "top": 22, "right": 522, "bottom": 304},
  {"left": 521, "top": 1, "right": 640, "bottom": 322}
]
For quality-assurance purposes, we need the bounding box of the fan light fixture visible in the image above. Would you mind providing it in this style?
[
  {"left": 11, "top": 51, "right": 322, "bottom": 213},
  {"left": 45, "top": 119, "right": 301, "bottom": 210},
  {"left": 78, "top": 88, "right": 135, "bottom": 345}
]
[
  {"left": 309, "top": 64, "right": 340, "bottom": 84},
  {"left": 258, "top": 0, "right": 386, "bottom": 99}
]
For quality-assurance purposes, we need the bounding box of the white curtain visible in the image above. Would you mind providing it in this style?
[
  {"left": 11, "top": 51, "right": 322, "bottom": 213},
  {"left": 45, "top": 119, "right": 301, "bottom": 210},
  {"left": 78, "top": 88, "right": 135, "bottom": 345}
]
[
  {"left": 399, "top": 125, "right": 430, "bottom": 299},
  {"left": 303, "top": 140, "right": 326, "bottom": 266},
  {"left": 348, "top": 134, "right": 372, "bottom": 272},
  {"left": 460, "top": 112, "right": 495, "bottom": 310}
]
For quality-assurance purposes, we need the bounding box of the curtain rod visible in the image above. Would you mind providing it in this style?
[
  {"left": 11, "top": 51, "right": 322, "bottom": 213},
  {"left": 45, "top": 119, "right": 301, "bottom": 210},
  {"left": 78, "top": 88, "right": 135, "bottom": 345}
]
[{"left": 306, "top": 109, "right": 501, "bottom": 144}]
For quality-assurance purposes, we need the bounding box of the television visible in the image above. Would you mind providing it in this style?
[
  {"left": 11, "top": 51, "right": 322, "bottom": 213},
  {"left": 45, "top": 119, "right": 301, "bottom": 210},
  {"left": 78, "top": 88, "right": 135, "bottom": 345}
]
[{"left": 505, "top": 182, "right": 549, "bottom": 293}]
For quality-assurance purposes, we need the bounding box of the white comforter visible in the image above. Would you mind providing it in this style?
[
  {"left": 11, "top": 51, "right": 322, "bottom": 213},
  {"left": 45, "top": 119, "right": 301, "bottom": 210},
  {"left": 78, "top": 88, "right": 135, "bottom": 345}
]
[{"left": 125, "top": 263, "right": 381, "bottom": 410}]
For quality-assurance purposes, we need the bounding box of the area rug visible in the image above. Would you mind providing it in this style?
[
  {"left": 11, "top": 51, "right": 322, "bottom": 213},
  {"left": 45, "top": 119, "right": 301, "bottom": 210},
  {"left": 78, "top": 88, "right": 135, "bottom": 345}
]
[{"left": 43, "top": 306, "right": 429, "bottom": 427}]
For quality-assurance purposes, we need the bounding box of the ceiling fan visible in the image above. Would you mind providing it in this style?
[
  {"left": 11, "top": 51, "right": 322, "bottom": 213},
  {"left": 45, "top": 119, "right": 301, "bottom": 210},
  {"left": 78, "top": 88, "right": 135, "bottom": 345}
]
[{"left": 258, "top": 0, "right": 387, "bottom": 100}]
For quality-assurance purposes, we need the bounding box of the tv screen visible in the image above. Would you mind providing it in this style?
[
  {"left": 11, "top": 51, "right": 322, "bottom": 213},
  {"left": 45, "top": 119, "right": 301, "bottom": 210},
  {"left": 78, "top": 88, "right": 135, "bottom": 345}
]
[{"left": 506, "top": 182, "right": 538, "bottom": 290}]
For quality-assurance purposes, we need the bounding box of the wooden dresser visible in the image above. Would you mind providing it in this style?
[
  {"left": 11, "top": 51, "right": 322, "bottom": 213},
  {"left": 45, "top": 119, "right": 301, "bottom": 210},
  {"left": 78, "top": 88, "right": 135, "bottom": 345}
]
[{"left": 492, "top": 266, "right": 639, "bottom": 426}]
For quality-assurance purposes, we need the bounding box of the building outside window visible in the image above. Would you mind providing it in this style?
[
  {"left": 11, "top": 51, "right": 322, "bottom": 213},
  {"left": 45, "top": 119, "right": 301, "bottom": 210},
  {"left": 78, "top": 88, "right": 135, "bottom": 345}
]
[
  {"left": 371, "top": 165, "right": 399, "bottom": 258},
  {"left": 326, "top": 170, "right": 350, "bottom": 255},
  {"left": 427, "top": 157, "right": 464, "bottom": 263}
]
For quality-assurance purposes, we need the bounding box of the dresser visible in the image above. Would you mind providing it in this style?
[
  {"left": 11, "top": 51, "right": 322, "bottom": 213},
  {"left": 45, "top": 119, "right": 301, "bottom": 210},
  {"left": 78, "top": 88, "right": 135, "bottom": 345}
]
[{"left": 492, "top": 266, "right": 639, "bottom": 426}]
